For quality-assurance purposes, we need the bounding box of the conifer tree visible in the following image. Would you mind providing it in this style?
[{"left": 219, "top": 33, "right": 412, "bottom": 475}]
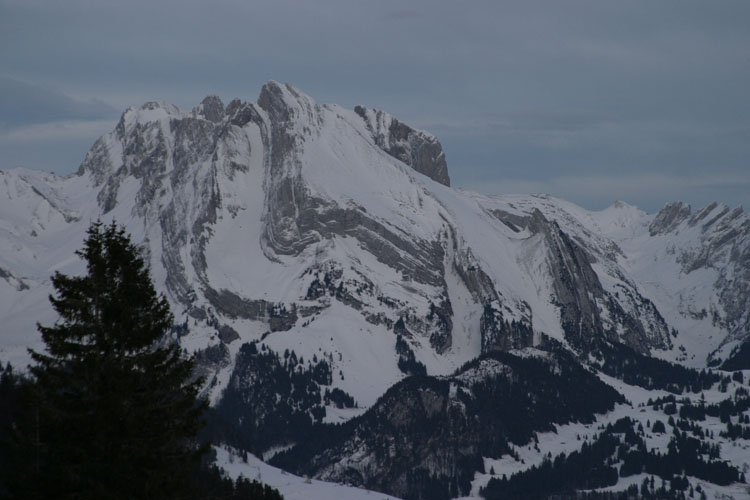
[{"left": 24, "top": 221, "right": 207, "bottom": 499}]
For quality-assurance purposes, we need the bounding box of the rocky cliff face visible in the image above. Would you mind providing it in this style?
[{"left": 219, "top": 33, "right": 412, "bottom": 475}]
[
  {"left": 354, "top": 105, "right": 451, "bottom": 187},
  {"left": 654, "top": 202, "right": 750, "bottom": 364},
  {"left": 3, "top": 81, "right": 750, "bottom": 499},
  {"left": 1, "top": 81, "right": 748, "bottom": 404}
]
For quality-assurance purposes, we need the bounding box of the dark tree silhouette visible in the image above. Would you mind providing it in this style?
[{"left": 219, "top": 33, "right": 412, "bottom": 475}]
[{"left": 22, "top": 221, "right": 207, "bottom": 499}]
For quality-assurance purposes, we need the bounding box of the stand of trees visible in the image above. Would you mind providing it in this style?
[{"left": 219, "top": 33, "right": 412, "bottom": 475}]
[
  {"left": 208, "top": 341, "right": 356, "bottom": 454},
  {"left": 482, "top": 417, "right": 744, "bottom": 500},
  {"left": 272, "top": 348, "right": 624, "bottom": 500},
  {"left": 592, "top": 342, "right": 723, "bottom": 394},
  {"left": 395, "top": 332, "right": 427, "bottom": 376},
  {"left": 720, "top": 339, "right": 750, "bottom": 371},
  {"left": 0, "top": 221, "right": 282, "bottom": 500}
]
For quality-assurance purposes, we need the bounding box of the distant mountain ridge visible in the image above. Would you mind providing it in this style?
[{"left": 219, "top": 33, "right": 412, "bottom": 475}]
[
  {"left": 2, "top": 81, "right": 749, "bottom": 499},
  {"left": 2, "top": 82, "right": 747, "bottom": 375}
]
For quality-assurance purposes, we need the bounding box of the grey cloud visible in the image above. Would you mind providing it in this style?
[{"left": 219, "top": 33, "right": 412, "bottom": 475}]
[
  {"left": 0, "top": 120, "right": 115, "bottom": 174},
  {"left": 0, "top": 77, "right": 118, "bottom": 127},
  {"left": 0, "top": 0, "right": 748, "bottom": 212},
  {"left": 0, "top": 77, "right": 118, "bottom": 173},
  {"left": 385, "top": 9, "right": 421, "bottom": 20}
]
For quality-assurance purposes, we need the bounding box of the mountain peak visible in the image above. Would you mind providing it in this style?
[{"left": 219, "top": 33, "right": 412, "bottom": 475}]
[
  {"left": 133, "top": 100, "right": 181, "bottom": 120},
  {"left": 353, "top": 104, "right": 450, "bottom": 186},
  {"left": 610, "top": 200, "right": 634, "bottom": 210},
  {"left": 2, "top": 83, "right": 750, "bottom": 500},
  {"left": 257, "top": 80, "right": 318, "bottom": 124},
  {"left": 194, "top": 95, "right": 225, "bottom": 123},
  {"left": 649, "top": 200, "right": 691, "bottom": 235}
]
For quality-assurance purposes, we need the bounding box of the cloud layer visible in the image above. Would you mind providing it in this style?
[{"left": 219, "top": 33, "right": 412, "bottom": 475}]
[{"left": 1, "top": 0, "right": 748, "bottom": 212}]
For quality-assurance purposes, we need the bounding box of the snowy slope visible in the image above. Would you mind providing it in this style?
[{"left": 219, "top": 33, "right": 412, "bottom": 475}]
[
  {"left": 1, "top": 81, "right": 748, "bottom": 406},
  {"left": 467, "top": 365, "right": 750, "bottom": 500},
  {"left": 215, "top": 446, "right": 402, "bottom": 500},
  {"left": 517, "top": 196, "right": 750, "bottom": 368},
  {"left": 3, "top": 81, "right": 750, "bottom": 500}
]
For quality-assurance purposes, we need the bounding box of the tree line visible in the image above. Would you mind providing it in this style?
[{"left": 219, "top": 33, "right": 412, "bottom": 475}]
[{"left": 0, "top": 221, "right": 282, "bottom": 499}]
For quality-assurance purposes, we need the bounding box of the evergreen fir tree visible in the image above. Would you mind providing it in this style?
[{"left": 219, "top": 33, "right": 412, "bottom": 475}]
[
  {"left": 22, "top": 221, "right": 207, "bottom": 499},
  {"left": 0, "top": 363, "right": 37, "bottom": 497}
]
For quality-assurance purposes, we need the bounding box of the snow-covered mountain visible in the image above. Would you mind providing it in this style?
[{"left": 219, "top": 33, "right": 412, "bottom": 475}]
[
  {"left": 2, "top": 82, "right": 750, "bottom": 499},
  {"left": 2, "top": 81, "right": 747, "bottom": 375}
]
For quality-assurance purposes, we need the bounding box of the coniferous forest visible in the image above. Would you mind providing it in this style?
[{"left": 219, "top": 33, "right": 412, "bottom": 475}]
[{"left": 0, "top": 222, "right": 282, "bottom": 500}]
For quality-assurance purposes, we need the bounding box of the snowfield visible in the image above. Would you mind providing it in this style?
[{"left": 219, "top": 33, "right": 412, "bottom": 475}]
[
  {"left": 2, "top": 82, "right": 749, "bottom": 499},
  {"left": 215, "top": 446, "right": 403, "bottom": 500}
]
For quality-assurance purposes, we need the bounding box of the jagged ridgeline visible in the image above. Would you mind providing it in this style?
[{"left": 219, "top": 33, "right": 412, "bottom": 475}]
[
  {"left": 5, "top": 82, "right": 749, "bottom": 383},
  {"left": 2, "top": 82, "right": 750, "bottom": 499}
]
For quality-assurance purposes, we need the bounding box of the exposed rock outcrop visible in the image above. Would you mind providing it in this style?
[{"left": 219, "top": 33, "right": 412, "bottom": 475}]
[
  {"left": 649, "top": 201, "right": 691, "bottom": 236},
  {"left": 355, "top": 105, "right": 450, "bottom": 186}
]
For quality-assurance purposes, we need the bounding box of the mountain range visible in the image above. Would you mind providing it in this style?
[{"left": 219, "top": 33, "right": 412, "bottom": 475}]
[{"left": 2, "top": 82, "right": 749, "bottom": 499}]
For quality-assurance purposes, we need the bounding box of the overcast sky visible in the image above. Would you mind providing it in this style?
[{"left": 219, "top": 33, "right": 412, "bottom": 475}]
[{"left": 1, "top": 0, "right": 748, "bottom": 213}]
